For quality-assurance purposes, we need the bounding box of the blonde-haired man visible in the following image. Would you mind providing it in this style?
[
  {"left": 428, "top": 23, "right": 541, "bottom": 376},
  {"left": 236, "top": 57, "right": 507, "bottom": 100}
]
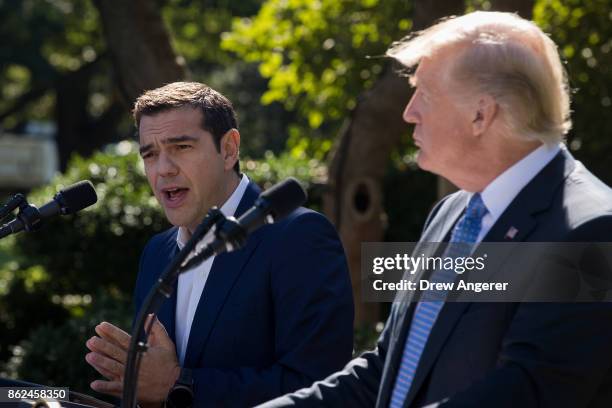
[{"left": 259, "top": 11, "right": 612, "bottom": 408}]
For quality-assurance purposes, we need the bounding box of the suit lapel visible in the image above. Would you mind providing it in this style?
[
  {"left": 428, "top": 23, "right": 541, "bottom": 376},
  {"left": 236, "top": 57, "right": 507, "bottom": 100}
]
[
  {"left": 401, "top": 149, "right": 575, "bottom": 408},
  {"left": 482, "top": 149, "right": 574, "bottom": 243},
  {"left": 377, "top": 193, "right": 468, "bottom": 408},
  {"left": 183, "top": 181, "right": 263, "bottom": 368},
  {"left": 156, "top": 229, "right": 179, "bottom": 343}
]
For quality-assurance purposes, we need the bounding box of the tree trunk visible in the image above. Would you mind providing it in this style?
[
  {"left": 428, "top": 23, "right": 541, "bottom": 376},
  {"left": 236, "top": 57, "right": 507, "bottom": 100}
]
[
  {"left": 53, "top": 56, "right": 133, "bottom": 170},
  {"left": 54, "top": 59, "right": 98, "bottom": 169},
  {"left": 93, "top": 0, "right": 187, "bottom": 105},
  {"left": 323, "top": 0, "right": 466, "bottom": 326}
]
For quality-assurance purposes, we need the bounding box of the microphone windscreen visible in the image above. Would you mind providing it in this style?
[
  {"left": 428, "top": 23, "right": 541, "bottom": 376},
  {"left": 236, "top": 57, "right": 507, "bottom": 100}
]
[
  {"left": 56, "top": 180, "right": 98, "bottom": 214},
  {"left": 260, "top": 178, "right": 307, "bottom": 220}
]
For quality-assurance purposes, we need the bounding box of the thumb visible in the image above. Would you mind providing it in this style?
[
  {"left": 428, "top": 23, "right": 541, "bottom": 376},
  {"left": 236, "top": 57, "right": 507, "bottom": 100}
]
[{"left": 147, "top": 315, "right": 173, "bottom": 348}]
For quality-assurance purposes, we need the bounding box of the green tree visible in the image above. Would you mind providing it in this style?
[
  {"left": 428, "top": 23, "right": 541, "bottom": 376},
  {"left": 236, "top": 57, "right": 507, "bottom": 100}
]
[
  {"left": 534, "top": 0, "right": 612, "bottom": 184},
  {"left": 161, "top": 0, "right": 300, "bottom": 158},
  {"left": 222, "top": 0, "right": 412, "bottom": 158}
]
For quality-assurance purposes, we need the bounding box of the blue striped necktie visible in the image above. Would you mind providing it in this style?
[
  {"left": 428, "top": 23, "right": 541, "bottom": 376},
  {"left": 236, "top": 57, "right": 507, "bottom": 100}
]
[{"left": 389, "top": 193, "right": 488, "bottom": 408}]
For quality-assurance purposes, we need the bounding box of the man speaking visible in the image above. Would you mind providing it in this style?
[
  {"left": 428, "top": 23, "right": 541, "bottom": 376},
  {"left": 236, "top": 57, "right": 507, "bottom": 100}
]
[
  {"left": 84, "top": 82, "right": 354, "bottom": 407},
  {"left": 258, "top": 11, "right": 612, "bottom": 408}
]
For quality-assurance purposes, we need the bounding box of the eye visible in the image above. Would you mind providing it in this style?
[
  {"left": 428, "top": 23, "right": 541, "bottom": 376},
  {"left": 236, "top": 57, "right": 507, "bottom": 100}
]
[
  {"left": 141, "top": 151, "right": 158, "bottom": 160},
  {"left": 177, "top": 144, "right": 192, "bottom": 150}
]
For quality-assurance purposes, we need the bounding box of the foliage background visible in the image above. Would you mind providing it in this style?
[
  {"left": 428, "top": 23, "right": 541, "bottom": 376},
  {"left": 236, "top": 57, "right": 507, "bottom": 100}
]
[{"left": 0, "top": 0, "right": 610, "bottom": 394}]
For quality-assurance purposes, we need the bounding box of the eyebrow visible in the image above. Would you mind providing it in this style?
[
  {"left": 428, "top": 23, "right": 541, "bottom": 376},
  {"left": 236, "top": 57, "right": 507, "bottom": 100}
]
[
  {"left": 139, "top": 135, "right": 199, "bottom": 155},
  {"left": 409, "top": 75, "right": 434, "bottom": 95}
]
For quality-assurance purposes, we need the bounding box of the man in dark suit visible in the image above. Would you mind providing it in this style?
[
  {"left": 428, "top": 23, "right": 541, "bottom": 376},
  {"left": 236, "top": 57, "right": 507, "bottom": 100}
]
[
  {"left": 83, "top": 82, "right": 354, "bottom": 406},
  {"left": 258, "top": 11, "right": 612, "bottom": 408}
]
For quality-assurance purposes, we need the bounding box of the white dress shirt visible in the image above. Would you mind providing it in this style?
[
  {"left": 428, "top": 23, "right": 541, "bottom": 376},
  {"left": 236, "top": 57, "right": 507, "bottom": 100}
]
[
  {"left": 472, "top": 143, "right": 562, "bottom": 243},
  {"left": 174, "top": 173, "right": 250, "bottom": 365}
]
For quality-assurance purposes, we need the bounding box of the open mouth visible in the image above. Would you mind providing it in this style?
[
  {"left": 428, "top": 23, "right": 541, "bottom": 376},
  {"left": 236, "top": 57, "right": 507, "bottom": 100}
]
[{"left": 161, "top": 187, "right": 189, "bottom": 207}]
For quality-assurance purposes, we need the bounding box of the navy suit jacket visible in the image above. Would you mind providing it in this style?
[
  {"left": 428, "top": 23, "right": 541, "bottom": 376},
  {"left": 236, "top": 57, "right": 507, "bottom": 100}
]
[
  {"left": 259, "top": 149, "right": 612, "bottom": 408},
  {"left": 133, "top": 181, "right": 354, "bottom": 407}
]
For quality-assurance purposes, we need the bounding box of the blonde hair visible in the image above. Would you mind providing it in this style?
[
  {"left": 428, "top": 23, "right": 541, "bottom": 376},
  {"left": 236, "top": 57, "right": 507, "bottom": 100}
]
[{"left": 387, "top": 11, "right": 571, "bottom": 144}]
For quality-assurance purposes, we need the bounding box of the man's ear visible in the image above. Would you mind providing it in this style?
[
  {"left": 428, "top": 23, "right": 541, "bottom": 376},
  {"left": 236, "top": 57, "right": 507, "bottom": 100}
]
[
  {"left": 472, "top": 94, "right": 498, "bottom": 137},
  {"left": 220, "top": 128, "right": 240, "bottom": 171}
]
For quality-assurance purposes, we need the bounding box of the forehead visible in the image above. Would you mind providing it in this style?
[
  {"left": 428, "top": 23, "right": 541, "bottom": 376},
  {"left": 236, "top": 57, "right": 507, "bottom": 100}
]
[
  {"left": 138, "top": 107, "right": 204, "bottom": 142},
  {"left": 410, "top": 48, "right": 460, "bottom": 91},
  {"left": 411, "top": 59, "right": 437, "bottom": 89}
]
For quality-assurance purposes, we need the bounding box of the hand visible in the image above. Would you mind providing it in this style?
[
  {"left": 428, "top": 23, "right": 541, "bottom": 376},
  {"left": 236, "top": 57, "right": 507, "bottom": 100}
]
[{"left": 85, "top": 315, "right": 181, "bottom": 404}]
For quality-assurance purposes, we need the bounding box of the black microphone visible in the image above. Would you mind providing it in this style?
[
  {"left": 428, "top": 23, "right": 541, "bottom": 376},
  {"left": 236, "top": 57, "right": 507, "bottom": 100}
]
[
  {"left": 181, "top": 178, "right": 307, "bottom": 270},
  {"left": 237, "top": 177, "right": 307, "bottom": 235},
  {"left": 0, "top": 180, "right": 98, "bottom": 239}
]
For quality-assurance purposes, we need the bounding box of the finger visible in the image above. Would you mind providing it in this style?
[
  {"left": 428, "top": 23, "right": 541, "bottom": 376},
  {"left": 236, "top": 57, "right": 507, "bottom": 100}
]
[
  {"left": 89, "top": 362, "right": 120, "bottom": 382},
  {"left": 95, "top": 322, "right": 131, "bottom": 350},
  {"left": 144, "top": 313, "right": 155, "bottom": 331},
  {"left": 86, "top": 336, "right": 127, "bottom": 364},
  {"left": 149, "top": 316, "right": 172, "bottom": 348},
  {"left": 144, "top": 314, "right": 164, "bottom": 337},
  {"left": 85, "top": 352, "right": 124, "bottom": 379},
  {"left": 94, "top": 326, "right": 126, "bottom": 352},
  {"left": 86, "top": 356, "right": 122, "bottom": 382},
  {"left": 90, "top": 379, "right": 123, "bottom": 397}
]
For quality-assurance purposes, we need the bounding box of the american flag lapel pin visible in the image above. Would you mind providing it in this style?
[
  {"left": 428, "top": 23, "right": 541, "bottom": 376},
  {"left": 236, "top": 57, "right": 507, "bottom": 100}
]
[{"left": 505, "top": 226, "right": 518, "bottom": 240}]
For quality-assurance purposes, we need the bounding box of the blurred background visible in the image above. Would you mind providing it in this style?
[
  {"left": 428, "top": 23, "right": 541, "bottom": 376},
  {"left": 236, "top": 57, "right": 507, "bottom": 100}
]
[{"left": 0, "top": 0, "right": 610, "bottom": 396}]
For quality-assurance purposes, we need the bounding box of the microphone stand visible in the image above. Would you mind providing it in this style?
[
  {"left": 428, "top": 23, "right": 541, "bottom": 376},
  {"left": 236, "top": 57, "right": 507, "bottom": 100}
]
[
  {"left": 0, "top": 194, "right": 43, "bottom": 240},
  {"left": 0, "top": 193, "right": 25, "bottom": 221},
  {"left": 180, "top": 215, "right": 249, "bottom": 272},
  {"left": 122, "top": 207, "right": 229, "bottom": 408}
]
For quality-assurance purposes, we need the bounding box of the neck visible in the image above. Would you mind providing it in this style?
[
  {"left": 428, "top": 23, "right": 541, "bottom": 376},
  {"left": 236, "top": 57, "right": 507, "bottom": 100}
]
[
  {"left": 221, "top": 171, "right": 242, "bottom": 204},
  {"left": 453, "top": 137, "right": 541, "bottom": 193}
]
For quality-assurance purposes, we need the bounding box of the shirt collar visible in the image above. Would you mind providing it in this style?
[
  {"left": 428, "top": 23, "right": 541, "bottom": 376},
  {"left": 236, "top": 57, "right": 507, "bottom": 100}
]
[
  {"left": 470, "top": 143, "right": 562, "bottom": 221},
  {"left": 176, "top": 173, "right": 250, "bottom": 249}
]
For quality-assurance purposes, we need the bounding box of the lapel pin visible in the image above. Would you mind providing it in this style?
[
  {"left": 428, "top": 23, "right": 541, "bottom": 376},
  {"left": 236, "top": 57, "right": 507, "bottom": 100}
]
[{"left": 505, "top": 226, "right": 518, "bottom": 240}]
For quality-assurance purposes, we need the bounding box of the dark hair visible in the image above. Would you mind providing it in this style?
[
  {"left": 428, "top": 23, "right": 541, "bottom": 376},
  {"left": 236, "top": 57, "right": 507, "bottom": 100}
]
[{"left": 133, "top": 82, "right": 240, "bottom": 173}]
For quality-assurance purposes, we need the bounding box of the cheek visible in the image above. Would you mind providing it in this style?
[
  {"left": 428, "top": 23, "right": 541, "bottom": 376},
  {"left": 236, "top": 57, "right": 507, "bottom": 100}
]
[{"left": 144, "top": 165, "right": 156, "bottom": 187}]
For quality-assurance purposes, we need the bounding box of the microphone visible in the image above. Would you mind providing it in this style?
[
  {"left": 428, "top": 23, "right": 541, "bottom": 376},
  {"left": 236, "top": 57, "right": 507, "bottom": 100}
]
[
  {"left": 181, "top": 178, "right": 307, "bottom": 270},
  {"left": 0, "top": 180, "right": 98, "bottom": 239},
  {"left": 237, "top": 177, "right": 307, "bottom": 235}
]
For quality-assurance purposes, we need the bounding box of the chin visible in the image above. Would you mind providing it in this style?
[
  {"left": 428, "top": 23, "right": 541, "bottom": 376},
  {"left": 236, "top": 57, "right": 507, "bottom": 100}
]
[
  {"left": 417, "top": 157, "right": 445, "bottom": 179},
  {"left": 163, "top": 210, "right": 187, "bottom": 228},
  {"left": 416, "top": 153, "right": 430, "bottom": 171}
]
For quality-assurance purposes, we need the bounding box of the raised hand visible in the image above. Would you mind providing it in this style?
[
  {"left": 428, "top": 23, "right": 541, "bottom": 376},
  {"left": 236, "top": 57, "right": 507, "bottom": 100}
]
[{"left": 85, "top": 315, "right": 180, "bottom": 404}]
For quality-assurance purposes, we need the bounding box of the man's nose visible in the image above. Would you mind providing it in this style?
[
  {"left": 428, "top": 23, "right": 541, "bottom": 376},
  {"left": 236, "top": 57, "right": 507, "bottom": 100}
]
[
  {"left": 402, "top": 94, "right": 419, "bottom": 124},
  {"left": 158, "top": 151, "right": 179, "bottom": 177}
]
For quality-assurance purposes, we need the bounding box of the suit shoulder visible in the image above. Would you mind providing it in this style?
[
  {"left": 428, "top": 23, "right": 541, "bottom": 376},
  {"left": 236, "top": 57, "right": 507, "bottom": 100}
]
[
  {"left": 142, "top": 226, "right": 178, "bottom": 255},
  {"left": 568, "top": 214, "right": 612, "bottom": 241},
  {"left": 260, "top": 207, "right": 339, "bottom": 245},
  {"left": 568, "top": 161, "right": 612, "bottom": 196},
  {"left": 280, "top": 206, "right": 323, "bottom": 222},
  {"left": 563, "top": 162, "right": 612, "bottom": 225}
]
